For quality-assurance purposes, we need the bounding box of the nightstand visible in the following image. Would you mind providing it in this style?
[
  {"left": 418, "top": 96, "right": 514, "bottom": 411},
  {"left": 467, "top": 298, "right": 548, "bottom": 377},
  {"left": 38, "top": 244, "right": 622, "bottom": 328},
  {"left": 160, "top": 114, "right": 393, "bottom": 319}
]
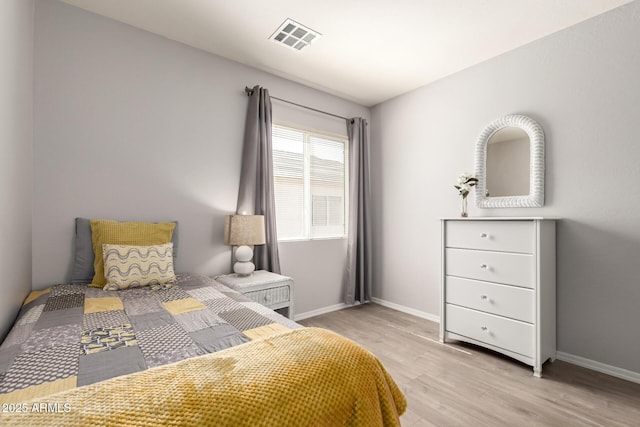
[{"left": 215, "top": 270, "right": 294, "bottom": 320}]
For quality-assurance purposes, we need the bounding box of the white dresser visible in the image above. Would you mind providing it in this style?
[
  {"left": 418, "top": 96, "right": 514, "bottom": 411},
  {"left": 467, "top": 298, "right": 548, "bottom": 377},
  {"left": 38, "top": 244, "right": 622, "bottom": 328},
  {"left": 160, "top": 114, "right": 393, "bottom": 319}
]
[{"left": 440, "top": 218, "right": 556, "bottom": 377}]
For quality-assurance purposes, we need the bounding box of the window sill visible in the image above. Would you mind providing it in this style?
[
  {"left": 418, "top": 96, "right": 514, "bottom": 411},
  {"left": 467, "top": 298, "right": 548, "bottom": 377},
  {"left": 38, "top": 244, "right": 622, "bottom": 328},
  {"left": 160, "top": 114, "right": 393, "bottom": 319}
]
[{"left": 278, "top": 236, "right": 347, "bottom": 243}]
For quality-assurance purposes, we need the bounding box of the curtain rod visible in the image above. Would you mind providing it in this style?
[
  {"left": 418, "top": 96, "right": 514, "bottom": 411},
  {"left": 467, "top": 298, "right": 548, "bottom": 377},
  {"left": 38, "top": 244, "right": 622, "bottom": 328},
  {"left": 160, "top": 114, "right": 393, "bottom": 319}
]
[{"left": 245, "top": 86, "right": 350, "bottom": 121}]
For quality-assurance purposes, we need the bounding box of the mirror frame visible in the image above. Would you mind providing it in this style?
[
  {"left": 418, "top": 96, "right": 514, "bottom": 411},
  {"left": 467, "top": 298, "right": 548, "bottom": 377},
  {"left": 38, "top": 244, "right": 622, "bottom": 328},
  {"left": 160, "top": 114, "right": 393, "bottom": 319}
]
[{"left": 474, "top": 114, "right": 545, "bottom": 208}]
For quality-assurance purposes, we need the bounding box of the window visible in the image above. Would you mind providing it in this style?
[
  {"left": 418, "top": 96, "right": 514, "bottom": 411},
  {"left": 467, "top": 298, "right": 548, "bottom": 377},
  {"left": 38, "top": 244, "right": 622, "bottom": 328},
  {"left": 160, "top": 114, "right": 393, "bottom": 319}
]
[{"left": 272, "top": 124, "right": 348, "bottom": 240}]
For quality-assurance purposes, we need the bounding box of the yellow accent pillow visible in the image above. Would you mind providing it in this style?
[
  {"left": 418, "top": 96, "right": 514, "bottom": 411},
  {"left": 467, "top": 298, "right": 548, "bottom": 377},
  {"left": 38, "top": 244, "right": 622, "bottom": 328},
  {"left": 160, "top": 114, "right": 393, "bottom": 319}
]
[
  {"left": 90, "top": 220, "right": 175, "bottom": 286},
  {"left": 102, "top": 243, "right": 176, "bottom": 291}
]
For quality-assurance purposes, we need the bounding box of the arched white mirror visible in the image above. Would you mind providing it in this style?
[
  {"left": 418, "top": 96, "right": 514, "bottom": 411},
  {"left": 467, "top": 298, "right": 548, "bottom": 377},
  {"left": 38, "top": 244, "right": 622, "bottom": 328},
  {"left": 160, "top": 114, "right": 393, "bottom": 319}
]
[{"left": 474, "top": 114, "right": 545, "bottom": 208}]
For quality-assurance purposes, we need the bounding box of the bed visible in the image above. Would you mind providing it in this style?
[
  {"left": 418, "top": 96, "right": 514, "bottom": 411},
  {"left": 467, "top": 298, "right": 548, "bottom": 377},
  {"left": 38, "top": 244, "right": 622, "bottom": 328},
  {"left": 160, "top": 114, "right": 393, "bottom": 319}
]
[{"left": 0, "top": 220, "right": 406, "bottom": 426}]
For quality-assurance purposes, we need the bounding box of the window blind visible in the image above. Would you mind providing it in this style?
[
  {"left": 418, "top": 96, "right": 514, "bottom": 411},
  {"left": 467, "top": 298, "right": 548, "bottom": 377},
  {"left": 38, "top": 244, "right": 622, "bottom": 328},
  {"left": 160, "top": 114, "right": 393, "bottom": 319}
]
[{"left": 272, "top": 125, "right": 348, "bottom": 240}]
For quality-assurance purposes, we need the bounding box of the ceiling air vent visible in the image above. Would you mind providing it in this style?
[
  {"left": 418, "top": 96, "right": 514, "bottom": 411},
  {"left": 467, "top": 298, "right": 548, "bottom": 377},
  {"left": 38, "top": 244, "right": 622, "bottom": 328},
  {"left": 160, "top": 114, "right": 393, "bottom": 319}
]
[{"left": 269, "top": 18, "right": 321, "bottom": 51}]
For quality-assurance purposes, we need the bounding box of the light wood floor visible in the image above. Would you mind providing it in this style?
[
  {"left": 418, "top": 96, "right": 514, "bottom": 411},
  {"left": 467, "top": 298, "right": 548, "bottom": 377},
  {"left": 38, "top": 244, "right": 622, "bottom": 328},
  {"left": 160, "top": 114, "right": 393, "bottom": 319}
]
[{"left": 299, "top": 304, "right": 640, "bottom": 427}]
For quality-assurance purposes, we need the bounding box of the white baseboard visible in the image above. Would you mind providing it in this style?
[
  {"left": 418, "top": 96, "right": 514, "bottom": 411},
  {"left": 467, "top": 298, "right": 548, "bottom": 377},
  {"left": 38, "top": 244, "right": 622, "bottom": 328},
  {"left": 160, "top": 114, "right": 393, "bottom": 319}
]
[
  {"left": 370, "top": 297, "right": 440, "bottom": 323},
  {"left": 294, "top": 303, "right": 349, "bottom": 321},
  {"left": 294, "top": 298, "right": 440, "bottom": 323},
  {"left": 556, "top": 351, "right": 640, "bottom": 385}
]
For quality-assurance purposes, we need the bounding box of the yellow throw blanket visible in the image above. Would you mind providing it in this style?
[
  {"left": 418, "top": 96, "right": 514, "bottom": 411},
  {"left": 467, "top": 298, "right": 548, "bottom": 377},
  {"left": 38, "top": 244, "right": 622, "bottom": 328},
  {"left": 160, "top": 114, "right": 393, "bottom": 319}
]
[{"left": 0, "top": 327, "right": 406, "bottom": 426}]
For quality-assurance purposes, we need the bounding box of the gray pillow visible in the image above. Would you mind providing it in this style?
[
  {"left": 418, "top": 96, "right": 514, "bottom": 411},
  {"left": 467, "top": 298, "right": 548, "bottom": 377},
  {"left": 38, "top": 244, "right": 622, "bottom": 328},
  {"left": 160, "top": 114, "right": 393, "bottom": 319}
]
[{"left": 70, "top": 218, "right": 179, "bottom": 284}]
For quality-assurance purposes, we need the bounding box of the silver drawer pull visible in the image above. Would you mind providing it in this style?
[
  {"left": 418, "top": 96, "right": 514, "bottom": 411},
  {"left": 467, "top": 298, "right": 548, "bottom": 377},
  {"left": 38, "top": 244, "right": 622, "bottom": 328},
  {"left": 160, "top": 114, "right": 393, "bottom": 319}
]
[
  {"left": 480, "top": 295, "right": 489, "bottom": 300},
  {"left": 481, "top": 326, "right": 489, "bottom": 332},
  {"left": 480, "top": 233, "right": 488, "bottom": 238},
  {"left": 480, "top": 264, "right": 488, "bottom": 269}
]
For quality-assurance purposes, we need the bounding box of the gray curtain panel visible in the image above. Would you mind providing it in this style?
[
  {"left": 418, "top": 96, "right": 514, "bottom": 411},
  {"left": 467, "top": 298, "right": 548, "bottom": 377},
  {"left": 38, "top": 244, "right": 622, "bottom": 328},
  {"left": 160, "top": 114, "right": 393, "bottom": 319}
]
[
  {"left": 236, "top": 85, "right": 281, "bottom": 274},
  {"left": 344, "top": 117, "right": 372, "bottom": 305}
]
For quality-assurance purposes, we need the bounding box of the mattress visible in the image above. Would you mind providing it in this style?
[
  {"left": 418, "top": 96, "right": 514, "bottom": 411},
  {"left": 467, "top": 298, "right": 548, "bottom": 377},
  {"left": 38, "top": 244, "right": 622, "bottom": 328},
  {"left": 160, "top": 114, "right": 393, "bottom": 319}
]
[
  {"left": 0, "top": 273, "right": 406, "bottom": 426},
  {"left": 0, "top": 273, "right": 300, "bottom": 403}
]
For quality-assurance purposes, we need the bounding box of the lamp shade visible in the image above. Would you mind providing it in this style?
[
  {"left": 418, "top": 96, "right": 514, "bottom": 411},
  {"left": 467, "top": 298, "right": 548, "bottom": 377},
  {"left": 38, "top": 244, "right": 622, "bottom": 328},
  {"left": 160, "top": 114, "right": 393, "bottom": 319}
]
[{"left": 224, "top": 215, "right": 266, "bottom": 246}]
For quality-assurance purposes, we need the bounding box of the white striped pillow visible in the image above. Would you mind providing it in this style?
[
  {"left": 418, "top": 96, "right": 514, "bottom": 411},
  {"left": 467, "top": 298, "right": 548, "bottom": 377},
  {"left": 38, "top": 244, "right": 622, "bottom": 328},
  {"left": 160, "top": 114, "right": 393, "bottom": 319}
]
[{"left": 102, "top": 243, "right": 176, "bottom": 291}]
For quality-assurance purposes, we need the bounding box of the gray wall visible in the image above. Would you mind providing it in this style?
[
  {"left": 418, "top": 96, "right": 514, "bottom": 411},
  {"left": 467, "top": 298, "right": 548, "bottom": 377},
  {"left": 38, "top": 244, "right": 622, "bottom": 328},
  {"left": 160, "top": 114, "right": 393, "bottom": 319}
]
[
  {"left": 371, "top": 2, "right": 640, "bottom": 374},
  {"left": 29, "top": 0, "right": 639, "bottom": 376},
  {"left": 33, "top": 0, "right": 369, "bottom": 317},
  {"left": 0, "top": 0, "right": 34, "bottom": 340}
]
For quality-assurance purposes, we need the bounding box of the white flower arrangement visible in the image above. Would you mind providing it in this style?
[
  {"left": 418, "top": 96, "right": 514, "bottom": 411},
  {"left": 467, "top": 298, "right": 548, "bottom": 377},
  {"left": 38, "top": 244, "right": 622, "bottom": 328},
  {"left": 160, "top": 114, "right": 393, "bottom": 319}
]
[{"left": 454, "top": 173, "right": 478, "bottom": 198}]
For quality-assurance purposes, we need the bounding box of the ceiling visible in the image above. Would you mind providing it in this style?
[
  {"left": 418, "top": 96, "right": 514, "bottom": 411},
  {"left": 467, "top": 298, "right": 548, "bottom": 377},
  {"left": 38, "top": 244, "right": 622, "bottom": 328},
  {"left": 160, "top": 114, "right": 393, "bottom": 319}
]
[{"left": 60, "top": 0, "right": 633, "bottom": 106}]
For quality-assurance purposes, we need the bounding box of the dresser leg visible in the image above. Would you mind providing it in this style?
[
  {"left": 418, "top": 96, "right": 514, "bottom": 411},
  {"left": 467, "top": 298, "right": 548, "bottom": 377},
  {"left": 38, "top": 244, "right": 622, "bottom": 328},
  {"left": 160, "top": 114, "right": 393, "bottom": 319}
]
[{"left": 533, "top": 367, "right": 542, "bottom": 378}]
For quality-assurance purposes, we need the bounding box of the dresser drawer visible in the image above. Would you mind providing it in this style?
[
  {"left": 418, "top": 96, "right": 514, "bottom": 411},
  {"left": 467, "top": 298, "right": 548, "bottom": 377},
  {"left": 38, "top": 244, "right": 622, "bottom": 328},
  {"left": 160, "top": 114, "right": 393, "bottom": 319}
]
[
  {"left": 446, "top": 276, "right": 534, "bottom": 323},
  {"left": 243, "top": 285, "right": 290, "bottom": 307},
  {"left": 445, "top": 304, "right": 534, "bottom": 357},
  {"left": 446, "top": 248, "right": 534, "bottom": 288},
  {"left": 446, "top": 220, "right": 534, "bottom": 253}
]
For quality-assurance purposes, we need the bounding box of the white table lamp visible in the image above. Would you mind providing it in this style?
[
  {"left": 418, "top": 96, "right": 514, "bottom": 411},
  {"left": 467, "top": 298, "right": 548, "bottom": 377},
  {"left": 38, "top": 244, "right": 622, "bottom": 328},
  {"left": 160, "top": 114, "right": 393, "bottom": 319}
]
[{"left": 224, "top": 215, "right": 266, "bottom": 276}]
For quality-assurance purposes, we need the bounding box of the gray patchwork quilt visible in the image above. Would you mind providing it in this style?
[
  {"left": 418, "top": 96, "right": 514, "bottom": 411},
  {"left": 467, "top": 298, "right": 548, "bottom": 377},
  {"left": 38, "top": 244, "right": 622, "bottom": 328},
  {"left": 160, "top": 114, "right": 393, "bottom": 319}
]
[{"left": 0, "top": 274, "right": 300, "bottom": 403}]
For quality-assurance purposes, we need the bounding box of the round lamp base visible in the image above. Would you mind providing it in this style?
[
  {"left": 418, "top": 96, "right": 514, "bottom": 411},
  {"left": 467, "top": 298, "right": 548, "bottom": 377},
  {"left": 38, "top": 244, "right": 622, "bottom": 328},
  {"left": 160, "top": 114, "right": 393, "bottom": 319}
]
[{"left": 233, "top": 261, "right": 255, "bottom": 276}]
